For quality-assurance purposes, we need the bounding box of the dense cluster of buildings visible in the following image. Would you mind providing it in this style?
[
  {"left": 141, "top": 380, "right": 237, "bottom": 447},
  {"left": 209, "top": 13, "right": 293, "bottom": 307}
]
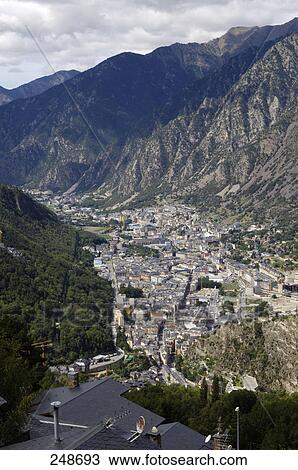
[
  {"left": 27, "top": 192, "right": 298, "bottom": 388},
  {"left": 80, "top": 204, "right": 297, "bottom": 386},
  {"left": 6, "top": 193, "right": 294, "bottom": 450}
]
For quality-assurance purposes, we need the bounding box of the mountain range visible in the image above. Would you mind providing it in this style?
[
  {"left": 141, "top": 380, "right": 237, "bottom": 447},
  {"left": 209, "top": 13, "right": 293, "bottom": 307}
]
[
  {"left": 0, "top": 18, "right": 297, "bottom": 212},
  {"left": 0, "top": 70, "right": 79, "bottom": 106}
]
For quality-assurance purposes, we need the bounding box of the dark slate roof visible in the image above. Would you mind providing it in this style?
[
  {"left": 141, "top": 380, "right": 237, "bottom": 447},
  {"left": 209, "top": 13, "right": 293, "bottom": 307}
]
[
  {"left": 1, "top": 427, "right": 85, "bottom": 450},
  {"left": 36, "top": 377, "right": 164, "bottom": 433},
  {"left": 35, "top": 379, "right": 114, "bottom": 416},
  {"left": 73, "top": 425, "right": 157, "bottom": 450},
  {"left": 1, "top": 422, "right": 157, "bottom": 451},
  {"left": 29, "top": 417, "right": 55, "bottom": 440},
  {"left": 1, "top": 378, "right": 212, "bottom": 450},
  {"left": 158, "top": 422, "right": 212, "bottom": 450}
]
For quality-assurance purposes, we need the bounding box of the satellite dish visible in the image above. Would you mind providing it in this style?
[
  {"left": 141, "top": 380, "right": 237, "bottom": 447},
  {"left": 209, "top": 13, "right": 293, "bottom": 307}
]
[
  {"left": 136, "top": 416, "right": 146, "bottom": 434},
  {"left": 205, "top": 434, "right": 212, "bottom": 444}
]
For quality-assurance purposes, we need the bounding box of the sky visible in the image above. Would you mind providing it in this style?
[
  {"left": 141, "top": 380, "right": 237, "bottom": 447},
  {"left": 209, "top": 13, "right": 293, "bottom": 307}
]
[{"left": 0, "top": 0, "right": 297, "bottom": 89}]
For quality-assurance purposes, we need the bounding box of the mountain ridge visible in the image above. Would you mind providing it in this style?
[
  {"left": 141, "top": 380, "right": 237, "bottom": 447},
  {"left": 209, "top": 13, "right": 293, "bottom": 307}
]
[
  {"left": 0, "top": 18, "right": 297, "bottom": 212},
  {"left": 0, "top": 69, "right": 79, "bottom": 106},
  {"left": 0, "top": 184, "right": 57, "bottom": 222}
]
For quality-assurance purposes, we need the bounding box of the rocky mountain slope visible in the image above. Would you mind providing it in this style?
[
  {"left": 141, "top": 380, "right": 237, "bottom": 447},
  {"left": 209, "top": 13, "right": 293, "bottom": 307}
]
[
  {"left": 0, "top": 18, "right": 297, "bottom": 210},
  {"left": 189, "top": 316, "right": 298, "bottom": 392},
  {"left": 116, "top": 33, "right": 298, "bottom": 205},
  {"left": 0, "top": 70, "right": 79, "bottom": 106}
]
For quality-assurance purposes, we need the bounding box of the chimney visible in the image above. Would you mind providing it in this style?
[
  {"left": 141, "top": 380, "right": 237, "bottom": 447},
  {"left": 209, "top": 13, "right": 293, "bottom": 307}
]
[
  {"left": 149, "top": 426, "right": 161, "bottom": 448},
  {"left": 68, "top": 371, "right": 80, "bottom": 388},
  {"left": 51, "top": 401, "right": 62, "bottom": 443}
]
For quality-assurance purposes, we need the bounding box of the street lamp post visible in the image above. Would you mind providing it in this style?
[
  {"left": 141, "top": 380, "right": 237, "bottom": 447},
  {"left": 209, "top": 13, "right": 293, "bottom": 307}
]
[{"left": 235, "top": 406, "right": 240, "bottom": 450}]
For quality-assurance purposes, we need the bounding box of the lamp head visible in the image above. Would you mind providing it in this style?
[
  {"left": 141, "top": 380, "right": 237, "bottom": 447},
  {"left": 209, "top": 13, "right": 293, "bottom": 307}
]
[{"left": 51, "top": 401, "right": 61, "bottom": 408}]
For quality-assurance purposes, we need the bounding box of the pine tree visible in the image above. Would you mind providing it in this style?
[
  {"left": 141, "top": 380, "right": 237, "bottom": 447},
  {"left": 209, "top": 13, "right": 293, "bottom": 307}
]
[
  {"left": 212, "top": 375, "right": 220, "bottom": 402},
  {"left": 200, "top": 377, "right": 208, "bottom": 405}
]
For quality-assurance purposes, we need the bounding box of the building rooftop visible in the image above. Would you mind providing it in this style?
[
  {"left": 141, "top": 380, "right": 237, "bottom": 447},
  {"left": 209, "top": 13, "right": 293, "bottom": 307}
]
[
  {"left": 158, "top": 422, "right": 212, "bottom": 450},
  {"left": 35, "top": 377, "right": 164, "bottom": 433},
  {"left": 1, "top": 378, "right": 211, "bottom": 450}
]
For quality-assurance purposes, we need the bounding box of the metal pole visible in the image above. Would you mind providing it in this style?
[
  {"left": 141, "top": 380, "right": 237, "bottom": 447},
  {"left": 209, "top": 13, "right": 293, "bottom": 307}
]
[
  {"left": 51, "top": 401, "right": 62, "bottom": 443},
  {"left": 235, "top": 407, "right": 240, "bottom": 450}
]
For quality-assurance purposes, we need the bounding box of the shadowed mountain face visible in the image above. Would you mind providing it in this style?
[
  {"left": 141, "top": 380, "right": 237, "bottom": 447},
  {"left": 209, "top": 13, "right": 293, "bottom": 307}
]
[
  {"left": 0, "top": 18, "right": 297, "bottom": 210},
  {"left": 0, "top": 70, "right": 79, "bottom": 106}
]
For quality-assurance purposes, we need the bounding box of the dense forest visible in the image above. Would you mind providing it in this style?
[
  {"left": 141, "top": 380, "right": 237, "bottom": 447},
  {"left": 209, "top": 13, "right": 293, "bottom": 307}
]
[
  {"left": 0, "top": 185, "right": 114, "bottom": 362},
  {"left": 127, "top": 383, "right": 298, "bottom": 449},
  {"left": 0, "top": 185, "right": 116, "bottom": 444},
  {"left": 0, "top": 315, "right": 42, "bottom": 445}
]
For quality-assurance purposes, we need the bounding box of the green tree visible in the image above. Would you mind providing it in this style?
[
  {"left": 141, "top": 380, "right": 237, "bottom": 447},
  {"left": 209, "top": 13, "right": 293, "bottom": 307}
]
[
  {"left": 0, "top": 316, "right": 39, "bottom": 445},
  {"left": 200, "top": 377, "right": 208, "bottom": 406},
  {"left": 223, "top": 300, "right": 235, "bottom": 313},
  {"left": 211, "top": 376, "right": 220, "bottom": 402}
]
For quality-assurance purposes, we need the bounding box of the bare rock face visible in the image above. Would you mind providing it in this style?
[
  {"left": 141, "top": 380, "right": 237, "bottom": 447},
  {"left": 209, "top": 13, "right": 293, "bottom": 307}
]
[
  {"left": 188, "top": 316, "right": 298, "bottom": 392},
  {"left": 0, "top": 19, "right": 297, "bottom": 211},
  {"left": 116, "top": 34, "right": 298, "bottom": 204}
]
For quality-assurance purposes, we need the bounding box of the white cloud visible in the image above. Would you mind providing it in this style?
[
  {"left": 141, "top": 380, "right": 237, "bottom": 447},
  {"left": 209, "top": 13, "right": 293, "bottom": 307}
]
[
  {"left": 8, "top": 66, "right": 23, "bottom": 73},
  {"left": 0, "top": 0, "right": 297, "bottom": 88}
]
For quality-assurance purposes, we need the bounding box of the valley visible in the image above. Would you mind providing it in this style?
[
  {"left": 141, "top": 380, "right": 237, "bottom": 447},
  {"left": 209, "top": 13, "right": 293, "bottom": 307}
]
[{"left": 0, "top": 13, "right": 297, "bottom": 452}]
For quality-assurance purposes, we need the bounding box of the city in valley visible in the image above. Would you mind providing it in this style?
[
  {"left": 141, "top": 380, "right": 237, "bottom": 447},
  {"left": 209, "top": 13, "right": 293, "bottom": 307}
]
[
  {"left": 0, "top": 5, "right": 297, "bottom": 454},
  {"left": 30, "top": 190, "right": 298, "bottom": 392}
]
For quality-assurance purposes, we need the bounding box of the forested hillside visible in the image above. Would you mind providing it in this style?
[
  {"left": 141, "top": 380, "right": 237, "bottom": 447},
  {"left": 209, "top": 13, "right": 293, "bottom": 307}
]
[
  {"left": 0, "top": 185, "right": 115, "bottom": 445},
  {"left": 0, "top": 185, "right": 114, "bottom": 361}
]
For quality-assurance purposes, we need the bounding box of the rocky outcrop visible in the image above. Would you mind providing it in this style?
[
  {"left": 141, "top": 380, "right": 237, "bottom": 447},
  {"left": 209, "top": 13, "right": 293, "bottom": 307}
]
[
  {"left": 111, "top": 33, "right": 298, "bottom": 207},
  {"left": 189, "top": 316, "right": 298, "bottom": 392}
]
